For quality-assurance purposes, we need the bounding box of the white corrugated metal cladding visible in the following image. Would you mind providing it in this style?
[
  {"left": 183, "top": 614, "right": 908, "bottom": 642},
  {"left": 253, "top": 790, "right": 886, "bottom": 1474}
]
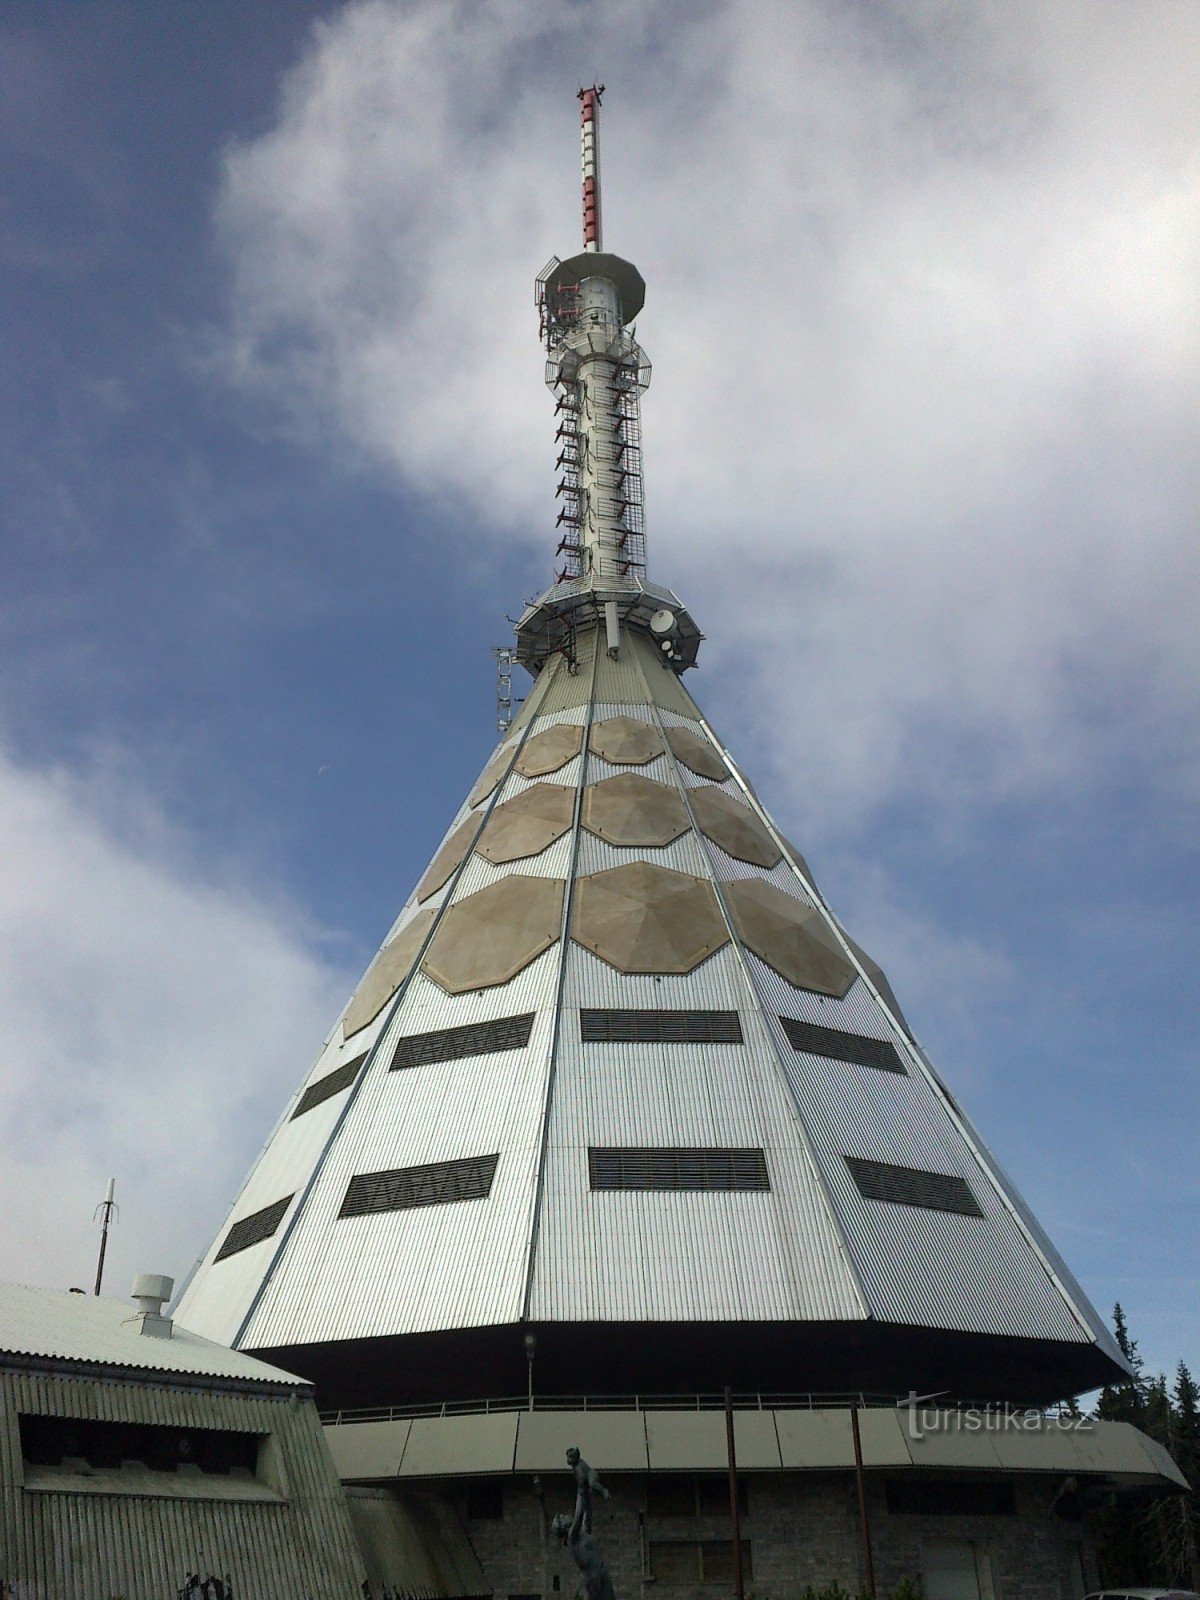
[{"left": 176, "top": 624, "right": 1120, "bottom": 1370}]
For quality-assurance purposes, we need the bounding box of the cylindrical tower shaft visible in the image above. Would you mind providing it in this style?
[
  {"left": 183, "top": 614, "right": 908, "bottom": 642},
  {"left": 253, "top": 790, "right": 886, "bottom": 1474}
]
[{"left": 538, "top": 88, "right": 650, "bottom": 604}]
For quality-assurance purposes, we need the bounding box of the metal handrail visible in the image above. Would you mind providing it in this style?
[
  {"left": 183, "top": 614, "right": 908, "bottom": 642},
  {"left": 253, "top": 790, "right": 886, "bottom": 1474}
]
[{"left": 319, "top": 1390, "right": 905, "bottom": 1426}]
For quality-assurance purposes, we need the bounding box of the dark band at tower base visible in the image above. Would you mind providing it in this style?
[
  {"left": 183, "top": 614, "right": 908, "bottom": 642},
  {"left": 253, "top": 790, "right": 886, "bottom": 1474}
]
[{"left": 255, "top": 1321, "right": 1123, "bottom": 1415}]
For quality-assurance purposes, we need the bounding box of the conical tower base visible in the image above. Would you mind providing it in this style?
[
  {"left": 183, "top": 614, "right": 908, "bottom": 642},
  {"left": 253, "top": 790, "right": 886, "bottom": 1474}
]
[{"left": 177, "top": 622, "right": 1125, "bottom": 1411}]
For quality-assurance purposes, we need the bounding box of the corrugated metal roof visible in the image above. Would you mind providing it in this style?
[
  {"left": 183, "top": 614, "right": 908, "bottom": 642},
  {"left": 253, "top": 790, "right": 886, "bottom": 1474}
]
[{"left": 0, "top": 1280, "right": 307, "bottom": 1387}]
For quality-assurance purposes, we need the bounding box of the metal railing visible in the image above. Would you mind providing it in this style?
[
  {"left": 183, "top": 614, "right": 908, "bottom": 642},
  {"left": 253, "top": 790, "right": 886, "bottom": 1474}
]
[{"left": 319, "top": 1390, "right": 903, "bottom": 1426}]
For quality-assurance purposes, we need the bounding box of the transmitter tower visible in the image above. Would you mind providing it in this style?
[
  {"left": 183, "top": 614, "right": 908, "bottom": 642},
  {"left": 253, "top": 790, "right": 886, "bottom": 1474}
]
[{"left": 177, "top": 88, "right": 1126, "bottom": 1416}]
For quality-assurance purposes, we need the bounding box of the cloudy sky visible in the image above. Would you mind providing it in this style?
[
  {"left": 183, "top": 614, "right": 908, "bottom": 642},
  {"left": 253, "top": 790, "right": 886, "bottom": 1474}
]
[{"left": 2, "top": 0, "right": 1196, "bottom": 1384}]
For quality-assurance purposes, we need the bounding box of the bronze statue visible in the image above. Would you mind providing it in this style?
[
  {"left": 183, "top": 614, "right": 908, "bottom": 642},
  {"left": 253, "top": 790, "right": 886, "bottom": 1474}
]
[{"left": 552, "top": 1446, "right": 615, "bottom": 1599}]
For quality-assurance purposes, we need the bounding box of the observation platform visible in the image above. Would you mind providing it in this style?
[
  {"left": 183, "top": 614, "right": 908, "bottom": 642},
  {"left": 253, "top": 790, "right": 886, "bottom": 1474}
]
[{"left": 322, "top": 1392, "right": 1186, "bottom": 1490}]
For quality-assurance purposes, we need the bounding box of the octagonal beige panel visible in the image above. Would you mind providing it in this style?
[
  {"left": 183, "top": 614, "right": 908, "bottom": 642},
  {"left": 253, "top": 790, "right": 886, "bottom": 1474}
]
[
  {"left": 477, "top": 783, "right": 575, "bottom": 864},
  {"left": 690, "top": 786, "right": 782, "bottom": 868},
  {"left": 665, "top": 723, "right": 730, "bottom": 781},
  {"left": 588, "top": 715, "right": 664, "bottom": 767},
  {"left": 726, "top": 879, "right": 856, "bottom": 997},
  {"left": 421, "top": 875, "right": 565, "bottom": 994},
  {"left": 468, "top": 744, "right": 516, "bottom": 807},
  {"left": 515, "top": 723, "right": 583, "bottom": 777},
  {"left": 343, "top": 909, "right": 437, "bottom": 1037},
  {"left": 843, "top": 931, "right": 913, "bottom": 1038},
  {"left": 572, "top": 862, "right": 730, "bottom": 975},
  {"left": 582, "top": 773, "right": 690, "bottom": 848},
  {"left": 416, "top": 816, "right": 480, "bottom": 903},
  {"left": 781, "top": 835, "right": 817, "bottom": 890}
]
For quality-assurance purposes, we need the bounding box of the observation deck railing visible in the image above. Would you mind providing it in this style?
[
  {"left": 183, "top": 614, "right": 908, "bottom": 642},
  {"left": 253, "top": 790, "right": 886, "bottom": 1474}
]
[{"left": 321, "top": 1390, "right": 906, "bottom": 1426}]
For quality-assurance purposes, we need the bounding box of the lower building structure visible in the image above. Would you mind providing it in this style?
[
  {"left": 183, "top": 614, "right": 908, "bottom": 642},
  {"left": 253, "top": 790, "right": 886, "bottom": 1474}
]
[
  {"left": 0, "top": 1279, "right": 366, "bottom": 1600},
  {"left": 324, "top": 1397, "right": 1187, "bottom": 1600}
]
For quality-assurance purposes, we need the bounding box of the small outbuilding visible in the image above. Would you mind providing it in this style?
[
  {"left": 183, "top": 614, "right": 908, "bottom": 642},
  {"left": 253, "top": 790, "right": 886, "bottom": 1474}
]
[{"left": 0, "top": 1276, "right": 366, "bottom": 1600}]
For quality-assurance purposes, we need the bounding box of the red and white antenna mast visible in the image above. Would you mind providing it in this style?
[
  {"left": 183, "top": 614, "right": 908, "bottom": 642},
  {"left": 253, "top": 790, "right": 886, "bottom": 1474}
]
[
  {"left": 522, "top": 90, "right": 700, "bottom": 676},
  {"left": 579, "top": 83, "right": 604, "bottom": 251},
  {"left": 531, "top": 87, "right": 652, "bottom": 659}
]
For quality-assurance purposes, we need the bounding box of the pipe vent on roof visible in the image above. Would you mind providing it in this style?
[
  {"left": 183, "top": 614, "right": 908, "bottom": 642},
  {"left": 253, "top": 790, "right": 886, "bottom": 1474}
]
[{"left": 130, "top": 1272, "right": 174, "bottom": 1339}]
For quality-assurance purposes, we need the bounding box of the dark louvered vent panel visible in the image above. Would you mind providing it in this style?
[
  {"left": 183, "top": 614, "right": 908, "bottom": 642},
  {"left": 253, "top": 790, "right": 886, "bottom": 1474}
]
[
  {"left": 291, "top": 1054, "right": 367, "bottom": 1119},
  {"left": 214, "top": 1194, "right": 294, "bottom": 1261},
  {"left": 389, "top": 1013, "right": 535, "bottom": 1071},
  {"left": 779, "top": 1016, "right": 906, "bottom": 1075},
  {"left": 589, "top": 1147, "right": 770, "bottom": 1192},
  {"left": 580, "top": 1009, "right": 743, "bottom": 1044},
  {"left": 845, "top": 1157, "right": 984, "bottom": 1217},
  {"left": 339, "top": 1154, "right": 499, "bottom": 1217}
]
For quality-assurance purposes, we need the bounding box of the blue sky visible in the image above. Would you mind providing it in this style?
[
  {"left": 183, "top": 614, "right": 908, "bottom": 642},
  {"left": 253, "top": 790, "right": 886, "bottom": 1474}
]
[{"left": 1, "top": 0, "right": 1196, "bottom": 1386}]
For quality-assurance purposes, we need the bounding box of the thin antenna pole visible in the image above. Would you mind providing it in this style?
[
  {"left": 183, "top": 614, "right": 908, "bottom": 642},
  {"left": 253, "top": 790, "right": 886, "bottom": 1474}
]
[
  {"left": 578, "top": 83, "right": 604, "bottom": 251},
  {"left": 93, "top": 1177, "right": 117, "bottom": 1296}
]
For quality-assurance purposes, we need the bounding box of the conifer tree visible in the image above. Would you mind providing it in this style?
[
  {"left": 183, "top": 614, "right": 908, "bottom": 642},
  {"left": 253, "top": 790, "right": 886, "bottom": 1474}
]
[
  {"left": 1092, "top": 1306, "right": 1164, "bottom": 1582},
  {"left": 1170, "top": 1362, "right": 1200, "bottom": 1589},
  {"left": 1096, "top": 1303, "right": 1148, "bottom": 1428}
]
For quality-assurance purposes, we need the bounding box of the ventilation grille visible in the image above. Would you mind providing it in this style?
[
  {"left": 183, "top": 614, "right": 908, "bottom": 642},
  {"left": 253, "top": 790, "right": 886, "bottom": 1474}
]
[
  {"left": 581, "top": 1009, "right": 743, "bottom": 1044},
  {"left": 339, "top": 1154, "right": 499, "bottom": 1217},
  {"left": 779, "top": 1016, "right": 906, "bottom": 1075},
  {"left": 214, "top": 1194, "right": 293, "bottom": 1261},
  {"left": 290, "top": 1054, "right": 366, "bottom": 1119},
  {"left": 845, "top": 1157, "right": 984, "bottom": 1217},
  {"left": 589, "top": 1147, "right": 770, "bottom": 1192},
  {"left": 388, "top": 1013, "right": 535, "bottom": 1071}
]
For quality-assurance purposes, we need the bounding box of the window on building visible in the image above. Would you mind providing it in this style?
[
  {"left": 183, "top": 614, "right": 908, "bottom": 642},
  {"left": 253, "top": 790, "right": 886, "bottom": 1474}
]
[
  {"left": 290, "top": 1054, "right": 365, "bottom": 1118},
  {"left": 646, "top": 1474, "right": 748, "bottom": 1517},
  {"left": 389, "top": 1012, "right": 535, "bottom": 1070},
  {"left": 588, "top": 1147, "right": 769, "bottom": 1192},
  {"left": 845, "top": 1157, "right": 984, "bottom": 1218},
  {"left": 339, "top": 1153, "right": 499, "bottom": 1216},
  {"left": 886, "top": 1479, "right": 1015, "bottom": 1516},
  {"left": 580, "top": 1009, "right": 743, "bottom": 1044},
  {"left": 778, "top": 1015, "right": 906, "bottom": 1074},
  {"left": 466, "top": 1478, "right": 505, "bottom": 1520},
  {"left": 214, "top": 1193, "right": 293, "bottom": 1260},
  {"left": 20, "top": 1414, "right": 263, "bottom": 1480},
  {"left": 648, "top": 1540, "right": 752, "bottom": 1584}
]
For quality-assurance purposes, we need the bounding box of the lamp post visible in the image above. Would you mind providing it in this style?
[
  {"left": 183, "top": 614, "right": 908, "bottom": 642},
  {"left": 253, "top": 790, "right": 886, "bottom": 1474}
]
[{"left": 524, "top": 1332, "right": 537, "bottom": 1411}]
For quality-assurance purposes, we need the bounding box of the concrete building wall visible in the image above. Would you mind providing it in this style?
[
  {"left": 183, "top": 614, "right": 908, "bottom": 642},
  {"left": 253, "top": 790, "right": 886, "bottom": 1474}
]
[{"left": 0, "top": 1368, "right": 365, "bottom": 1600}]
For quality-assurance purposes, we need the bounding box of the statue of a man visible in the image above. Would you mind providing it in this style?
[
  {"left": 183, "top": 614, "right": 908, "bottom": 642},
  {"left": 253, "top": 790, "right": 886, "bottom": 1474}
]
[{"left": 565, "top": 1445, "right": 611, "bottom": 1539}]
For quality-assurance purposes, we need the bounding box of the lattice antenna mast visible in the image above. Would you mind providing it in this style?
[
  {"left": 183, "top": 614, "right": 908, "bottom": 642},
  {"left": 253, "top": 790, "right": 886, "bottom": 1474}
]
[{"left": 535, "top": 87, "right": 651, "bottom": 658}]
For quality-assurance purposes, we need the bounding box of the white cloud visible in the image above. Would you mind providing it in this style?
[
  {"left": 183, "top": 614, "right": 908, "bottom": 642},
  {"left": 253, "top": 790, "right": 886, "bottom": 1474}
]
[
  {"left": 212, "top": 0, "right": 1200, "bottom": 842},
  {"left": 0, "top": 740, "right": 350, "bottom": 1301}
]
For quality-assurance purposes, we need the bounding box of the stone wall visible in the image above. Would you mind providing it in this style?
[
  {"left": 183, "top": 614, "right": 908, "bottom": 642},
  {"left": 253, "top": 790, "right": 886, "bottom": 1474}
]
[{"left": 453, "top": 1470, "right": 1097, "bottom": 1600}]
